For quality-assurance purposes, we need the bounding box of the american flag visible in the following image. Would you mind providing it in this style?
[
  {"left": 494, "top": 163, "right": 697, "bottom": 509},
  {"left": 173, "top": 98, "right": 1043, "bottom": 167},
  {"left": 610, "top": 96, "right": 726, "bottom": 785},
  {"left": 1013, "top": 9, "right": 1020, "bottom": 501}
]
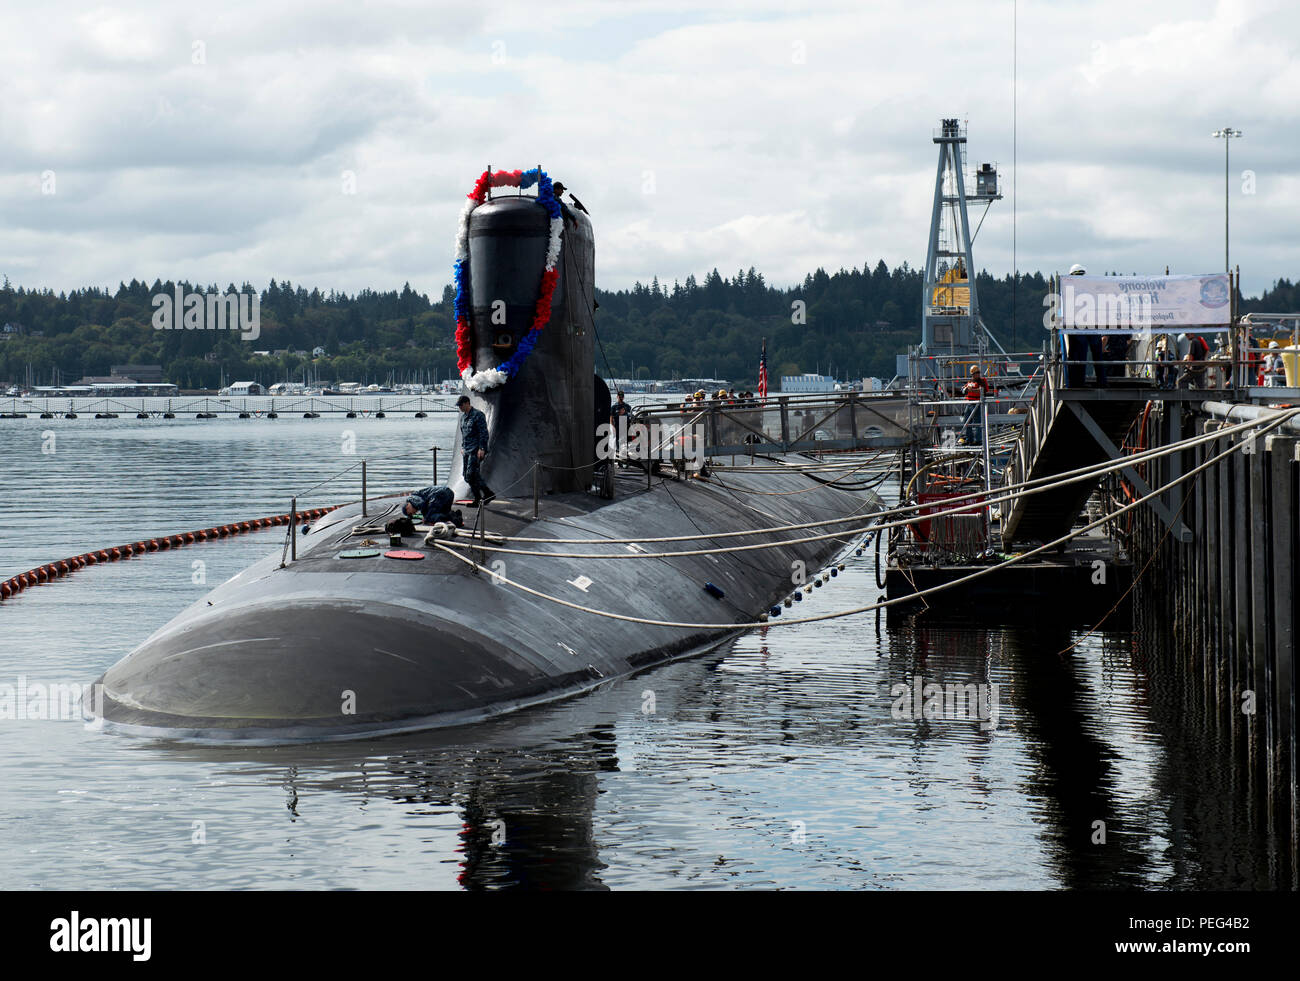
[{"left": 758, "top": 338, "right": 768, "bottom": 399}]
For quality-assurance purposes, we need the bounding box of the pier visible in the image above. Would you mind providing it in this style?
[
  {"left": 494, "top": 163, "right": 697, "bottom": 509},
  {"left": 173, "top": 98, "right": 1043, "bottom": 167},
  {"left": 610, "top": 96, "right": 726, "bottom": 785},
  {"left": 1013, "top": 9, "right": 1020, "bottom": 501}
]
[
  {"left": 0, "top": 394, "right": 462, "bottom": 419},
  {"left": 882, "top": 325, "right": 1300, "bottom": 883}
]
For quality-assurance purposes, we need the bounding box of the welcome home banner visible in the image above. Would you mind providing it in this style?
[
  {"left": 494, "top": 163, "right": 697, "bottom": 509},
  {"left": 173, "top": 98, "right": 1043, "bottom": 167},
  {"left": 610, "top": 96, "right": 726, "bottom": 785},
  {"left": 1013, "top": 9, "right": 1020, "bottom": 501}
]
[{"left": 1057, "top": 273, "right": 1232, "bottom": 333}]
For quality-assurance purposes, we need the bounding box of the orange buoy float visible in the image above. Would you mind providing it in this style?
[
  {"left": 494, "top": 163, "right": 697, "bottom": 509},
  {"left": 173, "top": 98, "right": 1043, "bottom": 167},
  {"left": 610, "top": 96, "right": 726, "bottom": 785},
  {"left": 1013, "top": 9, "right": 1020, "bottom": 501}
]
[{"left": 3, "top": 503, "right": 363, "bottom": 600}]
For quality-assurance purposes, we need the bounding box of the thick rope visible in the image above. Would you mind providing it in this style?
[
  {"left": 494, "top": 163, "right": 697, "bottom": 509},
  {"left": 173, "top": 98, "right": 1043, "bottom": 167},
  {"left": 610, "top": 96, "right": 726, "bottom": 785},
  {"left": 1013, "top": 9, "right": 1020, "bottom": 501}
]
[
  {"left": 438, "top": 409, "right": 1293, "bottom": 560},
  {"left": 481, "top": 409, "right": 1289, "bottom": 546},
  {"left": 428, "top": 411, "right": 1288, "bottom": 631}
]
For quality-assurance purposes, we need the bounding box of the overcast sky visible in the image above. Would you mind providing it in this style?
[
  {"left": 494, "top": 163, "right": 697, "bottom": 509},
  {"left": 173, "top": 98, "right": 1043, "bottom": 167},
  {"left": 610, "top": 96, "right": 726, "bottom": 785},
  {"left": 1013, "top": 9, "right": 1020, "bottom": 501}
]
[{"left": 1, "top": 0, "right": 1295, "bottom": 300}]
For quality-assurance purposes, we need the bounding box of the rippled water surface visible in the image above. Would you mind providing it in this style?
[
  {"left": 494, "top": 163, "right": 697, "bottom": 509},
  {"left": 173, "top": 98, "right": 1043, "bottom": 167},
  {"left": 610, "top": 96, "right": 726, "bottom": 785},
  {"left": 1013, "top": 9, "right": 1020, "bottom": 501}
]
[{"left": 0, "top": 414, "right": 1280, "bottom": 889}]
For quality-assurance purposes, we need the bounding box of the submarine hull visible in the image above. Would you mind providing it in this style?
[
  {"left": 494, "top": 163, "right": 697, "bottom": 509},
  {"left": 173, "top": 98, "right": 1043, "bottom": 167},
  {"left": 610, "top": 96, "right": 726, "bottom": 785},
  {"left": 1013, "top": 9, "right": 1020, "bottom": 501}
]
[
  {"left": 88, "top": 171, "right": 878, "bottom": 743},
  {"left": 90, "top": 464, "right": 875, "bottom": 742}
]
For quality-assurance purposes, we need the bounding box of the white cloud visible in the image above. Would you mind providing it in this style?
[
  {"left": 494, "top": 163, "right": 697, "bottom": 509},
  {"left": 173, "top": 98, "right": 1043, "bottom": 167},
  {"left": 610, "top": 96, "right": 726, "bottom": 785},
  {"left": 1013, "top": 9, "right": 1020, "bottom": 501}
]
[{"left": 0, "top": 0, "right": 1295, "bottom": 299}]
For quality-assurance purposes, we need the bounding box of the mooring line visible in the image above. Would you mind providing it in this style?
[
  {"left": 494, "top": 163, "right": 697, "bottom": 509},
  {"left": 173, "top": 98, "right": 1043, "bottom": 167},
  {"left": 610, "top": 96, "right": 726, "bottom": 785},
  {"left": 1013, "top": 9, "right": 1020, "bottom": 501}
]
[
  {"left": 428, "top": 411, "right": 1294, "bottom": 631},
  {"left": 486, "top": 409, "right": 1286, "bottom": 547},
  {"left": 439, "top": 409, "right": 1294, "bottom": 561}
]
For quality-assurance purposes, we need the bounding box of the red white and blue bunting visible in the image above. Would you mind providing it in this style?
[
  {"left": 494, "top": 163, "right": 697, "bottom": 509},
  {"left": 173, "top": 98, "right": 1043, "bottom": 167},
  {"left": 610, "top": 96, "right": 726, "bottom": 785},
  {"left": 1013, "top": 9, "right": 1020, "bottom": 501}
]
[{"left": 454, "top": 167, "right": 563, "bottom": 391}]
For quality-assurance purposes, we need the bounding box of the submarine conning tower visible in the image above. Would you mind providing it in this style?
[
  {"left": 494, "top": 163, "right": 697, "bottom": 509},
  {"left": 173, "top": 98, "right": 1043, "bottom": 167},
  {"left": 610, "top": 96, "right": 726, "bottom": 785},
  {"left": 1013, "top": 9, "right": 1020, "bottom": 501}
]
[{"left": 452, "top": 188, "right": 597, "bottom": 498}]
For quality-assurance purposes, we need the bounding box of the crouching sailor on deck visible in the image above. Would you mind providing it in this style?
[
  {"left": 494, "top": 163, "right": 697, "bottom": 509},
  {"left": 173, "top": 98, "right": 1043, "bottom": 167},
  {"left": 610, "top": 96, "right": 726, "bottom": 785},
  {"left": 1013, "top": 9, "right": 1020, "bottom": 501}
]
[
  {"left": 457, "top": 395, "right": 496, "bottom": 507},
  {"left": 404, "top": 485, "right": 463, "bottom": 527}
]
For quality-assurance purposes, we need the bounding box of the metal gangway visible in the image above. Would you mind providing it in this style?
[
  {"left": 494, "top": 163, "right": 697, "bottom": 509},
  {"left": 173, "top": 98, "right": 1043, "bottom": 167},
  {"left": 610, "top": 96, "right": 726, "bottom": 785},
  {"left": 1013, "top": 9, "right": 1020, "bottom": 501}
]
[{"left": 999, "top": 322, "right": 1300, "bottom": 546}]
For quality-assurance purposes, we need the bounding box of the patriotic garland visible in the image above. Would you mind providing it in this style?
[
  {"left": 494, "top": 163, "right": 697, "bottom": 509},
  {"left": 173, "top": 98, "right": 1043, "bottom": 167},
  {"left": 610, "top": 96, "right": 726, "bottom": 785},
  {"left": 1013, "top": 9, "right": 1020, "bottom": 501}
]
[{"left": 454, "top": 166, "right": 563, "bottom": 391}]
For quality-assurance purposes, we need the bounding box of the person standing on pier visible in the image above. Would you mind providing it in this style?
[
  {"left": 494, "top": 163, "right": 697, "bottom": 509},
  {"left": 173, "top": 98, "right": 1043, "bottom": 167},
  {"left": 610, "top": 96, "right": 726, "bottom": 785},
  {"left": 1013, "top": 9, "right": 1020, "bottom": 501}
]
[
  {"left": 1264, "top": 341, "right": 1286, "bottom": 387},
  {"left": 457, "top": 395, "right": 495, "bottom": 507},
  {"left": 1064, "top": 264, "right": 1107, "bottom": 388},
  {"left": 1177, "top": 333, "right": 1210, "bottom": 389},
  {"left": 959, "top": 365, "right": 997, "bottom": 446}
]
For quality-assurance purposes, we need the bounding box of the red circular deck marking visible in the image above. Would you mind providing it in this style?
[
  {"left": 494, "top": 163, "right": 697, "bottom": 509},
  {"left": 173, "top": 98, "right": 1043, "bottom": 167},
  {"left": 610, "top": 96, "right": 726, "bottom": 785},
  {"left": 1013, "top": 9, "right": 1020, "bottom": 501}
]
[{"left": 383, "top": 549, "right": 425, "bottom": 560}]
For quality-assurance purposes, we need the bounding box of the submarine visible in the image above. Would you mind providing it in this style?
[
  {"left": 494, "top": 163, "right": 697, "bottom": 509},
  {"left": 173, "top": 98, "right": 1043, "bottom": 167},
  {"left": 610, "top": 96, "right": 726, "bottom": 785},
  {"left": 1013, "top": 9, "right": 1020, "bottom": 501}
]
[{"left": 89, "top": 167, "right": 879, "bottom": 742}]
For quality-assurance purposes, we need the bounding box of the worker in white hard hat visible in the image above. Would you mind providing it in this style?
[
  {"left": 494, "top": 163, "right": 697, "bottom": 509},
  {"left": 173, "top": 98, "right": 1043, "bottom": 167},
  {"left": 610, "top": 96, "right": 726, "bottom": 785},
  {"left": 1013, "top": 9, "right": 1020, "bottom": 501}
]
[
  {"left": 1264, "top": 339, "right": 1286, "bottom": 387},
  {"left": 1063, "top": 263, "right": 1107, "bottom": 388}
]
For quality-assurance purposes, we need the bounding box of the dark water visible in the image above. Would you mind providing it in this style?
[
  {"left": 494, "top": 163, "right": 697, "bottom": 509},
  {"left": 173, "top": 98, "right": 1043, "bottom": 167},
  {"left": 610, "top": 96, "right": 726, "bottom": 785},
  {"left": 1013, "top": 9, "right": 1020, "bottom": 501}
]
[{"left": 0, "top": 415, "right": 1280, "bottom": 888}]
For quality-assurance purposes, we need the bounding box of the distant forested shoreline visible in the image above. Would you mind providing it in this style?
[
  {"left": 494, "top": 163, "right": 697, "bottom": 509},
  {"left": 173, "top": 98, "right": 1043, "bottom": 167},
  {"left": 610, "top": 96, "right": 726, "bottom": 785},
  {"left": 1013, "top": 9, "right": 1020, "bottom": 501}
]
[{"left": 2, "top": 265, "right": 1295, "bottom": 389}]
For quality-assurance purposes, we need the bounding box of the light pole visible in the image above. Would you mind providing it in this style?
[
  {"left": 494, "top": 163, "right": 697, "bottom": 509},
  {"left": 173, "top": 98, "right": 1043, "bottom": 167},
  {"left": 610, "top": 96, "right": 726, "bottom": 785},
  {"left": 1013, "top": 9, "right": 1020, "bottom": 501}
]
[{"left": 1211, "top": 127, "right": 1243, "bottom": 273}]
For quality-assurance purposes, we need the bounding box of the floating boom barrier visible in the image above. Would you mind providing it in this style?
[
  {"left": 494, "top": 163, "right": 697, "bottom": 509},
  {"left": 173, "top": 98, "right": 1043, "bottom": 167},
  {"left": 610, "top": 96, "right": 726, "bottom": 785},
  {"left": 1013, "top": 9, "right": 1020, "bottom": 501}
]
[{"left": 0, "top": 507, "right": 337, "bottom": 602}]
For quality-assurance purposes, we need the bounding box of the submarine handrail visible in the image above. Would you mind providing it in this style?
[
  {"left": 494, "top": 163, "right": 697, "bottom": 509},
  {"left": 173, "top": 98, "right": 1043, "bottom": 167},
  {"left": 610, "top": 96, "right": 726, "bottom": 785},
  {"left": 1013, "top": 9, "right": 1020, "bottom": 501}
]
[
  {"left": 292, "top": 459, "right": 365, "bottom": 499},
  {"left": 458, "top": 408, "right": 1285, "bottom": 547},
  {"left": 427, "top": 408, "right": 1294, "bottom": 629}
]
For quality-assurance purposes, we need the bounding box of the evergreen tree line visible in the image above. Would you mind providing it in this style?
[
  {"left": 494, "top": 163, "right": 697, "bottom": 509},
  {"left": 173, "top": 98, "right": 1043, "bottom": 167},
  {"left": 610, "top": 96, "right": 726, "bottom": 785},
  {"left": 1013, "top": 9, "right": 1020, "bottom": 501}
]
[{"left": 0, "top": 267, "right": 1293, "bottom": 390}]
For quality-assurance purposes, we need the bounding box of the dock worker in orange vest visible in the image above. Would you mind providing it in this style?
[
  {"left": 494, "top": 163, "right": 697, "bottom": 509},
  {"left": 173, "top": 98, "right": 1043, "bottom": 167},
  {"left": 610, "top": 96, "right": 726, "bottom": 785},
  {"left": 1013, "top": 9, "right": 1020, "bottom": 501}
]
[{"left": 959, "top": 365, "right": 997, "bottom": 446}]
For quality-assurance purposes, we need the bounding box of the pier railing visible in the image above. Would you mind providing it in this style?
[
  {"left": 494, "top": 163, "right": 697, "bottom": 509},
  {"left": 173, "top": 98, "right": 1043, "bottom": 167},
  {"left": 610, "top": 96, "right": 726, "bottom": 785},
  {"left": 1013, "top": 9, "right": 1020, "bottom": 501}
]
[
  {"left": 1, "top": 394, "right": 462, "bottom": 418},
  {"left": 1045, "top": 324, "right": 1300, "bottom": 396},
  {"left": 629, "top": 391, "right": 916, "bottom": 457}
]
